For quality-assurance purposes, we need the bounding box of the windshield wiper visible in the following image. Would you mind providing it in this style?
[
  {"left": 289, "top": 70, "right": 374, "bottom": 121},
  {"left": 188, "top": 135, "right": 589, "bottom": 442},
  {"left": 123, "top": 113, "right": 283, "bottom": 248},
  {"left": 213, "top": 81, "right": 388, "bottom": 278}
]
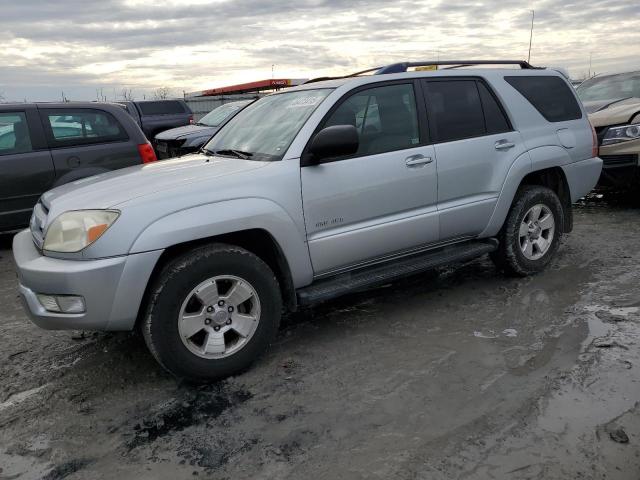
[{"left": 214, "top": 149, "right": 253, "bottom": 159}]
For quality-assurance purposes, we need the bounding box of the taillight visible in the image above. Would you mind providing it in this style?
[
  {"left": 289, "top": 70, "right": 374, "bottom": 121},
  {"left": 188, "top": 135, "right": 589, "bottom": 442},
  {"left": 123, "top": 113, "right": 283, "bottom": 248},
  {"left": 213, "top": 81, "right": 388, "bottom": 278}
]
[
  {"left": 189, "top": 115, "right": 194, "bottom": 125},
  {"left": 590, "top": 122, "right": 598, "bottom": 157},
  {"left": 138, "top": 143, "right": 157, "bottom": 163}
]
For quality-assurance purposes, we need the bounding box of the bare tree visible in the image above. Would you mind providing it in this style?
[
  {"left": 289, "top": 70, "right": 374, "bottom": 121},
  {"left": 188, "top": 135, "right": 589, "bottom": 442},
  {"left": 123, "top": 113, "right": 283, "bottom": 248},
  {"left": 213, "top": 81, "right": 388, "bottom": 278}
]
[
  {"left": 120, "top": 88, "right": 135, "bottom": 101},
  {"left": 152, "top": 86, "right": 173, "bottom": 100},
  {"left": 0, "top": 90, "right": 5, "bottom": 103}
]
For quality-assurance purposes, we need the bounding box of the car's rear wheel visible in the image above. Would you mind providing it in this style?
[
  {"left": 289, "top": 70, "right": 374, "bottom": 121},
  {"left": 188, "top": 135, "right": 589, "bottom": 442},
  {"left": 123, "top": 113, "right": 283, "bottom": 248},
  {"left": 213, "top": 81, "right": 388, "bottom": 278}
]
[
  {"left": 142, "top": 244, "right": 282, "bottom": 382},
  {"left": 491, "top": 186, "right": 563, "bottom": 276}
]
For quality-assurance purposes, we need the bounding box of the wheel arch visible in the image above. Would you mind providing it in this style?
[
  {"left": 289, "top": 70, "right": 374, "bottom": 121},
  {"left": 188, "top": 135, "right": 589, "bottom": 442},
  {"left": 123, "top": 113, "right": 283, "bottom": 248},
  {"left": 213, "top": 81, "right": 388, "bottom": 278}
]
[
  {"left": 481, "top": 157, "right": 573, "bottom": 238},
  {"left": 519, "top": 166, "right": 573, "bottom": 233},
  {"left": 135, "top": 228, "right": 298, "bottom": 331}
]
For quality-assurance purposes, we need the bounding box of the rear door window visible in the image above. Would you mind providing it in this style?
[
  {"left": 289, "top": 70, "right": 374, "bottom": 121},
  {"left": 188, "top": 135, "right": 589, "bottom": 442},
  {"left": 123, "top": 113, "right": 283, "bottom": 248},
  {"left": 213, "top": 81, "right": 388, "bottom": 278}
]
[
  {"left": 505, "top": 75, "right": 582, "bottom": 122},
  {"left": 0, "top": 112, "right": 33, "bottom": 155},
  {"left": 138, "top": 101, "right": 185, "bottom": 115},
  {"left": 324, "top": 83, "right": 421, "bottom": 157},
  {"left": 424, "top": 80, "right": 486, "bottom": 142},
  {"left": 42, "top": 109, "right": 128, "bottom": 147}
]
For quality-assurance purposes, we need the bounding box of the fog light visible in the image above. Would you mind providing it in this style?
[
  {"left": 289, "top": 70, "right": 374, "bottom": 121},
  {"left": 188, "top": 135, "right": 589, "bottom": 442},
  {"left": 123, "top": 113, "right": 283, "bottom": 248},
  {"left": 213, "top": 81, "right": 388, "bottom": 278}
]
[{"left": 36, "top": 294, "right": 86, "bottom": 313}]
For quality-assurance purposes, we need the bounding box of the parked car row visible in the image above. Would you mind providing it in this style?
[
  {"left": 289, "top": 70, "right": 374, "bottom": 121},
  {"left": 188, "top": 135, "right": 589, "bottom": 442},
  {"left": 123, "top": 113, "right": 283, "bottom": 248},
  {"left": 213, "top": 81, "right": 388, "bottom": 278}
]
[
  {"left": 12, "top": 60, "right": 602, "bottom": 381},
  {"left": 115, "top": 99, "right": 193, "bottom": 141}
]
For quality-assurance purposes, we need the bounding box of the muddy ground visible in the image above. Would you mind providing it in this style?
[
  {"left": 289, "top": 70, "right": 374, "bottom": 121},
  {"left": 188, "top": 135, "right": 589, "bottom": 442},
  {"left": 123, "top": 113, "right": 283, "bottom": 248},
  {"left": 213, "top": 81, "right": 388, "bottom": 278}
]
[{"left": 0, "top": 195, "right": 639, "bottom": 480}]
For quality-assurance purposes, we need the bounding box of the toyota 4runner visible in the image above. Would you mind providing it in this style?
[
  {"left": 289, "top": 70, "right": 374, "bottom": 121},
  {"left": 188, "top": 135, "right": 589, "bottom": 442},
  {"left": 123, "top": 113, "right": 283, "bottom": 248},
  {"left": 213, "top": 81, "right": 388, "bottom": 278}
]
[{"left": 13, "top": 61, "right": 602, "bottom": 381}]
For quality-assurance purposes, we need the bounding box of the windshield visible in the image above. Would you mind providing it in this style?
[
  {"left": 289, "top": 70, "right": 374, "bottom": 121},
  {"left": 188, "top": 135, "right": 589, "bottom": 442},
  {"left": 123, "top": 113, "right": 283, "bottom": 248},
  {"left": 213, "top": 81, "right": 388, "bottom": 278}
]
[
  {"left": 198, "top": 101, "right": 251, "bottom": 127},
  {"left": 577, "top": 72, "right": 640, "bottom": 103},
  {"left": 203, "top": 88, "right": 332, "bottom": 161}
]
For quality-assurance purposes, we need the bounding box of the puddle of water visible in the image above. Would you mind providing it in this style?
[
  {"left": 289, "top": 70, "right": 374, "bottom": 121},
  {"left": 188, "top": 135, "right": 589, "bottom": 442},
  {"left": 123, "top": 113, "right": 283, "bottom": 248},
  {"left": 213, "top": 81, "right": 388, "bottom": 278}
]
[{"left": 539, "top": 302, "right": 639, "bottom": 434}]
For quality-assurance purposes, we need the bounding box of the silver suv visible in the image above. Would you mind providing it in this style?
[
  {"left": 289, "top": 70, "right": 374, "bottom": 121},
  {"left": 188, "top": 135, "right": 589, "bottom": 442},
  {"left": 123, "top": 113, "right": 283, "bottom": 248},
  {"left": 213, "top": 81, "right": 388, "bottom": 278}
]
[{"left": 13, "top": 61, "right": 602, "bottom": 381}]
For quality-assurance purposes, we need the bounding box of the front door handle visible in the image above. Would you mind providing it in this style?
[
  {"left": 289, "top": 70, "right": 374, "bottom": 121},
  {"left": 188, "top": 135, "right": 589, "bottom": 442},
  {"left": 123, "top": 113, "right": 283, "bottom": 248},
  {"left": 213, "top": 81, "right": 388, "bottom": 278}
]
[
  {"left": 405, "top": 154, "right": 433, "bottom": 167},
  {"left": 495, "top": 140, "right": 516, "bottom": 150}
]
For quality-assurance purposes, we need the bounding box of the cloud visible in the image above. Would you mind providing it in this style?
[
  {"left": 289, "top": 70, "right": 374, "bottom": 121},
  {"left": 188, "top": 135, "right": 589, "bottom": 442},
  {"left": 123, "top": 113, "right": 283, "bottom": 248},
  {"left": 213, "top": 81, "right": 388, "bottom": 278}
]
[{"left": 1, "top": 0, "right": 639, "bottom": 101}]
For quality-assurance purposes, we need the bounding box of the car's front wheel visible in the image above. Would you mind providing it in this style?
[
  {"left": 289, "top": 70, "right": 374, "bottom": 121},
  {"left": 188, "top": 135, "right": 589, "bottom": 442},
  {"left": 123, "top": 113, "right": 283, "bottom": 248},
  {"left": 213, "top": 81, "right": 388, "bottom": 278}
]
[
  {"left": 142, "top": 244, "right": 282, "bottom": 382},
  {"left": 491, "top": 185, "right": 563, "bottom": 276}
]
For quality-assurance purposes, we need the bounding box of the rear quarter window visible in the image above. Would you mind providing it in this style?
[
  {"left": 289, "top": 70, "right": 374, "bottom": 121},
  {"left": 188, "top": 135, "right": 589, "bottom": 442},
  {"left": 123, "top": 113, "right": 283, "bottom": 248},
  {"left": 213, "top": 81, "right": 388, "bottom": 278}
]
[
  {"left": 43, "top": 109, "right": 129, "bottom": 147},
  {"left": 505, "top": 76, "right": 582, "bottom": 122},
  {"left": 0, "top": 112, "right": 33, "bottom": 155},
  {"left": 138, "top": 101, "right": 186, "bottom": 115}
]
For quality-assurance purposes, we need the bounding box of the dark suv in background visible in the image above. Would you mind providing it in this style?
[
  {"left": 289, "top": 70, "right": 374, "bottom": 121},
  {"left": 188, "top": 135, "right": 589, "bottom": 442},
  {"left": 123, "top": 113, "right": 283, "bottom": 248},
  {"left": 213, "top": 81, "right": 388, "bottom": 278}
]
[
  {"left": 117, "top": 100, "right": 193, "bottom": 141},
  {"left": 0, "top": 102, "right": 156, "bottom": 233},
  {"left": 154, "top": 100, "right": 253, "bottom": 159}
]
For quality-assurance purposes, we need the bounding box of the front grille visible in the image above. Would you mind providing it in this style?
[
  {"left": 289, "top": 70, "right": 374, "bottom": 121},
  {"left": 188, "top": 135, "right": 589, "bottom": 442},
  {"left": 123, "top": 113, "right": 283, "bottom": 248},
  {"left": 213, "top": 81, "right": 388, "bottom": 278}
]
[
  {"left": 154, "top": 139, "right": 187, "bottom": 159},
  {"left": 30, "top": 201, "right": 48, "bottom": 250},
  {"left": 600, "top": 154, "right": 638, "bottom": 168}
]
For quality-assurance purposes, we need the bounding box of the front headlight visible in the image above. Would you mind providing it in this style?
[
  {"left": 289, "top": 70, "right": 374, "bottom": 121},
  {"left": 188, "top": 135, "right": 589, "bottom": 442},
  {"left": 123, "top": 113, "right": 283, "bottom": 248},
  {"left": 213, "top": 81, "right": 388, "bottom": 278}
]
[
  {"left": 602, "top": 123, "right": 640, "bottom": 145},
  {"left": 43, "top": 210, "right": 120, "bottom": 253}
]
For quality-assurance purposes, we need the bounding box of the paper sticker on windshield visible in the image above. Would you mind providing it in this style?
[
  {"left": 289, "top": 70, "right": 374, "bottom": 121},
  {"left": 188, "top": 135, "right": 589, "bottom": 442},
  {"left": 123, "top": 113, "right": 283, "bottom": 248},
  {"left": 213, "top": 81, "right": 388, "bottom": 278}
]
[{"left": 286, "top": 96, "right": 324, "bottom": 108}]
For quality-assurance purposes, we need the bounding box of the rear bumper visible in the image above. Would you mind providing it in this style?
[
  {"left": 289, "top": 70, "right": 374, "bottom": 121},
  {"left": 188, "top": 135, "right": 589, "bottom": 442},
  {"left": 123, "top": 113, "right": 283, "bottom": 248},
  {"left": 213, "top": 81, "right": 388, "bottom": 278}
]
[
  {"left": 13, "top": 229, "right": 162, "bottom": 331},
  {"left": 561, "top": 156, "right": 603, "bottom": 202}
]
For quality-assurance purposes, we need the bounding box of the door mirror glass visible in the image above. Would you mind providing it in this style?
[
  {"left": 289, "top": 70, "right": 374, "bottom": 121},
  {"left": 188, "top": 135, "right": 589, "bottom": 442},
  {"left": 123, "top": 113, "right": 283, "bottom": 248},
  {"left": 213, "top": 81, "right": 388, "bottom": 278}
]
[{"left": 306, "top": 125, "right": 359, "bottom": 164}]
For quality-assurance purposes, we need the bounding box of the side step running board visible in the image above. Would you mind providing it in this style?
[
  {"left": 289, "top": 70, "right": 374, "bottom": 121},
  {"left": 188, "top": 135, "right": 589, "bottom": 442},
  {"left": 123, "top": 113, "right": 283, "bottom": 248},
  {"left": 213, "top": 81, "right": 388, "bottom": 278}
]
[{"left": 296, "top": 240, "right": 498, "bottom": 305}]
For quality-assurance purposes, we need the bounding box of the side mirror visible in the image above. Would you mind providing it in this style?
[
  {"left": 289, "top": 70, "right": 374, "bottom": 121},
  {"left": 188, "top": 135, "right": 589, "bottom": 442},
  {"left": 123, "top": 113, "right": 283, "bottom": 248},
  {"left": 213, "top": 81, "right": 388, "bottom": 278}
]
[{"left": 304, "top": 125, "right": 359, "bottom": 165}]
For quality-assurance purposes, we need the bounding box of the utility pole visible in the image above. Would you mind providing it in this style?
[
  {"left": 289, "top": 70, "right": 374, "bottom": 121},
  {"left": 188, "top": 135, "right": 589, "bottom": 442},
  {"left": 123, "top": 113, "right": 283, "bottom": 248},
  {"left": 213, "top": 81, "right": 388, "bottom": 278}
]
[
  {"left": 527, "top": 10, "right": 535, "bottom": 63},
  {"left": 588, "top": 52, "right": 593, "bottom": 78},
  {"left": 272, "top": 64, "right": 275, "bottom": 80}
]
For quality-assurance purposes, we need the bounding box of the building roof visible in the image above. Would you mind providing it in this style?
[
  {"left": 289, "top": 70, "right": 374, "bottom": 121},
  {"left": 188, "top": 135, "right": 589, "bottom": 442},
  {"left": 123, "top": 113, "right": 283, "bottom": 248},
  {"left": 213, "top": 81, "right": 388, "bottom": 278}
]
[{"left": 186, "top": 79, "right": 308, "bottom": 98}]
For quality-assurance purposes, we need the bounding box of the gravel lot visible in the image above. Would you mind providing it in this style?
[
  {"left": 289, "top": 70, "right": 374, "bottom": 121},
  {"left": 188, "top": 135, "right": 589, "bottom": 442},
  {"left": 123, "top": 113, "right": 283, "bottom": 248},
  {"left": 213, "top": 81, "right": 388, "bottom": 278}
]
[{"left": 1, "top": 195, "right": 639, "bottom": 480}]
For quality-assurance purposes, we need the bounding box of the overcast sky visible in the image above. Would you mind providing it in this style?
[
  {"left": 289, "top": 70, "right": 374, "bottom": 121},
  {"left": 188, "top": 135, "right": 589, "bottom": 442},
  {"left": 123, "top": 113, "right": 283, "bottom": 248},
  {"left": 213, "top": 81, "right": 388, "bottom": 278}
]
[{"left": 1, "top": 0, "right": 639, "bottom": 102}]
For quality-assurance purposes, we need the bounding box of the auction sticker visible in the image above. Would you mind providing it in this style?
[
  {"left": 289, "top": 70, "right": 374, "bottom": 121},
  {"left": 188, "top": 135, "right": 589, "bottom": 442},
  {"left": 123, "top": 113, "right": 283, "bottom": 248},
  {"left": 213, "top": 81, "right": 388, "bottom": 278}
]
[{"left": 286, "top": 96, "right": 324, "bottom": 108}]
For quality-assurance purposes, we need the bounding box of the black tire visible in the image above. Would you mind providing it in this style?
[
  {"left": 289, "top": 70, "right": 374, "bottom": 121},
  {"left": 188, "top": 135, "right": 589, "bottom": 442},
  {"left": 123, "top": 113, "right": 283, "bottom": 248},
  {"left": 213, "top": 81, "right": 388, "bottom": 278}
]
[
  {"left": 491, "top": 186, "right": 563, "bottom": 277},
  {"left": 142, "top": 243, "right": 282, "bottom": 382}
]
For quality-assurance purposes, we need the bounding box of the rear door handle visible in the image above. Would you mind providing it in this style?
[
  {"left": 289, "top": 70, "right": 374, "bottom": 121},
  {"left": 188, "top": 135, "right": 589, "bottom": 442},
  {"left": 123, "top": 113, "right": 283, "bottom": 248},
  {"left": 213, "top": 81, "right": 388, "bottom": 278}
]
[
  {"left": 495, "top": 140, "right": 516, "bottom": 150},
  {"left": 405, "top": 154, "right": 433, "bottom": 167}
]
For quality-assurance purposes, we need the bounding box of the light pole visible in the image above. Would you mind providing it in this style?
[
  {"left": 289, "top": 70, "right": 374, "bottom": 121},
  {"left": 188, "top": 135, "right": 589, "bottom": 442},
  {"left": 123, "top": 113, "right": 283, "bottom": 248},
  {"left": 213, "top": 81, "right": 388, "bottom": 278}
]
[{"left": 528, "top": 10, "right": 535, "bottom": 63}]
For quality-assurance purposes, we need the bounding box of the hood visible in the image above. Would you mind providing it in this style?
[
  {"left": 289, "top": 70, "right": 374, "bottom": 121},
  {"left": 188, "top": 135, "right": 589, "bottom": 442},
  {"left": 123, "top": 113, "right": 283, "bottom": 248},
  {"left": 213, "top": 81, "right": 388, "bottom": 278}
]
[
  {"left": 585, "top": 97, "right": 640, "bottom": 127},
  {"left": 42, "top": 154, "right": 269, "bottom": 212},
  {"left": 155, "top": 124, "right": 217, "bottom": 140}
]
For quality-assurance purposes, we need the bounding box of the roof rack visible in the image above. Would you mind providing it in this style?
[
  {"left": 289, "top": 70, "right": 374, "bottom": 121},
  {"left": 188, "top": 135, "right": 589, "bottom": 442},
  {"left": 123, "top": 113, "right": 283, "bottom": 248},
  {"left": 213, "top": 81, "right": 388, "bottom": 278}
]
[
  {"left": 375, "top": 60, "right": 543, "bottom": 74},
  {"left": 303, "top": 67, "right": 382, "bottom": 84},
  {"left": 303, "top": 60, "right": 543, "bottom": 84}
]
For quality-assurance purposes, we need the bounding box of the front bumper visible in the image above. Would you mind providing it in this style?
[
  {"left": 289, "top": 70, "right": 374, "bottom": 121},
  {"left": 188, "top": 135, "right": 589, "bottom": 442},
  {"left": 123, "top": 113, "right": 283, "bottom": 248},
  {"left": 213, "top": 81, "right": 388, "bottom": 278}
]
[
  {"left": 597, "top": 137, "right": 640, "bottom": 186},
  {"left": 13, "top": 229, "right": 162, "bottom": 331},
  {"left": 154, "top": 139, "right": 198, "bottom": 160}
]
